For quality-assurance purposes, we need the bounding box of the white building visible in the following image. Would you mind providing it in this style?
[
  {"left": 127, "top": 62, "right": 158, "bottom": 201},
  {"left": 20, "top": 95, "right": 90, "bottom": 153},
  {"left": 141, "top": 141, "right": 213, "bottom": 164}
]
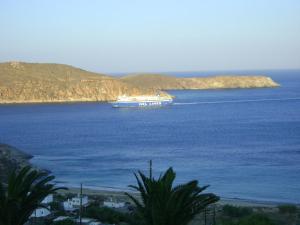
[
  {"left": 63, "top": 199, "right": 76, "bottom": 211},
  {"left": 71, "top": 195, "right": 89, "bottom": 206},
  {"left": 89, "top": 222, "right": 103, "bottom": 225},
  {"left": 53, "top": 217, "right": 103, "bottom": 225},
  {"left": 53, "top": 216, "right": 72, "bottom": 222},
  {"left": 103, "top": 197, "right": 125, "bottom": 208},
  {"left": 41, "top": 194, "right": 53, "bottom": 204},
  {"left": 75, "top": 218, "right": 99, "bottom": 225},
  {"left": 63, "top": 195, "right": 89, "bottom": 211},
  {"left": 30, "top": 207, "right": 51, "bottom": 218}
]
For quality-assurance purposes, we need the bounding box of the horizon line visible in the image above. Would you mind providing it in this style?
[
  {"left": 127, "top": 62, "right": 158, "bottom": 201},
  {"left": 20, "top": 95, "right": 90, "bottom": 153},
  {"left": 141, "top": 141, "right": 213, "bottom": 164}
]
[{"left": 1, "top": 60, "right": 300, "bottom": 75}]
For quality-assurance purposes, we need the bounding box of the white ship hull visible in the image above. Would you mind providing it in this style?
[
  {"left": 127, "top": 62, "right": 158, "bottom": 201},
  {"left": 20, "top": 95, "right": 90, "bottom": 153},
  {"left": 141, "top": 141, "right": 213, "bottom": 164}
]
[{"left": 111, "top": 96, "right": 173, "bottom": 108}]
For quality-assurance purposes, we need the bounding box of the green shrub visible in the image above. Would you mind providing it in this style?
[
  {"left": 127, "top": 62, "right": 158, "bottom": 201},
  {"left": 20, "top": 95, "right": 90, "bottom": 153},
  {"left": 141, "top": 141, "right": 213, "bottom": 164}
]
[
  {"left": 82, "top": 205, "right": 142, "bottom": 225},
  {"left": 278, "top": 204, "right": 297, "bottom": 214},
  {"left": 222, "top": 205, "right": 253, "bottom": 218},
  {"left": 220, "top": 214, "right": 275, "bottom": 225},
  {"left": 54, "top": 193, "right": 68, "bottom": 202},
  {"left": 219, "top": 218, "right": 237, "bottom": 225},
  {"left": 52, "top": 219, "right": 76, "bottom": 225},
  {"left": 239, "top": 214, "right": 275, "bottom": 225},
  {"left": 83, "top": 206, "right": 127, "bottom": 224},
  {"left": 50, "top": 201, "right": 62, "bottom": 211}
]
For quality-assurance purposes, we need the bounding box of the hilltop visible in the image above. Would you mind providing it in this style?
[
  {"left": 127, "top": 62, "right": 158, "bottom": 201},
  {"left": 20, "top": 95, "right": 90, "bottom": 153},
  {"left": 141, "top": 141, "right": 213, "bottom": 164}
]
[
  {"left": 0, "top": 62, "right": 279, "bottom": 104},
  {"left": 0, "top": 62, "right": 160, "bottom": 104}
]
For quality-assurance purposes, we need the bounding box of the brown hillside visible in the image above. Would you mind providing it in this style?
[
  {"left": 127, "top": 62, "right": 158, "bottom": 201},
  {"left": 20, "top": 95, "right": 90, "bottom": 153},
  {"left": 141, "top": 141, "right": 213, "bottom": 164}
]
[
  {"left": 121, "top": 73, "right": 279, "bottom": 90},
  {"left": 0, "top": 62, "right": 161, "bottom": 103},
  {"left": 0, "top": 62, "right": 279, "bottom": 104}
]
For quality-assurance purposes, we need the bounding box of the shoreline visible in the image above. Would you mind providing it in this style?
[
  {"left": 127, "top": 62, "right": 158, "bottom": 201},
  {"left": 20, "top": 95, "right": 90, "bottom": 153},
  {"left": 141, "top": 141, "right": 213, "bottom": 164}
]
[
  {"left": 58, "top": 186, "right": 299, "bottom": 208},
  {"left": 0, "top": 85, "right": 279, "bottom": 105}
]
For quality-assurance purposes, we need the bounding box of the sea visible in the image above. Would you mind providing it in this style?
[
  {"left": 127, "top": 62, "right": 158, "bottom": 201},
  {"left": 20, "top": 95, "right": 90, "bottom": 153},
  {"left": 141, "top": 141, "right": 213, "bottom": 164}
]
[{"left": 0, "top": 69, "right": 299, "bottom": 204}]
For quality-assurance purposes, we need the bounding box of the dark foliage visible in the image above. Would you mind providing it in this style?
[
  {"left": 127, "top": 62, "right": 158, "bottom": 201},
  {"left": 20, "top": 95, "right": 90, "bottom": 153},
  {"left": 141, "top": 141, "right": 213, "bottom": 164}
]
[
  {"left": 52, "top": 219, "right": 77, "bottom": 225},
  {"left": 126, "top": 166, "right": 219, "bottom": 225},
  {"left": 83, "top": 205, "right": 130, "bottom": 224},
  {"left": 278, "top": 204, "right": 298, "bottom": 214},
  {"left": 221, "top": 213, "right": 275, "bottom": 225},
  {"left": 0, "top": 166, "right": 65, "bottom": 225},
  {"left": 222, "top": 205, "right": 253, "bottom": 218}
]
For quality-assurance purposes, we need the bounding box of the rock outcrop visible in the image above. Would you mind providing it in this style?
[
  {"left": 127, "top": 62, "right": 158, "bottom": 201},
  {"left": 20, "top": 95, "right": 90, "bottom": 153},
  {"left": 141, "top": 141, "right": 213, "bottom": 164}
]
[{"left": 0, "top": 144, "right": 33, "bottom": 182}]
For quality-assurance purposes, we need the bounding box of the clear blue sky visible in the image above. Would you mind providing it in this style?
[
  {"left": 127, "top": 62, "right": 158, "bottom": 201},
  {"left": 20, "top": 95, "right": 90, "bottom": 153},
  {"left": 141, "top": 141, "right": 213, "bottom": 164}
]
[{"left": 0, "top": 0, "right": 299, "bottom": 73}]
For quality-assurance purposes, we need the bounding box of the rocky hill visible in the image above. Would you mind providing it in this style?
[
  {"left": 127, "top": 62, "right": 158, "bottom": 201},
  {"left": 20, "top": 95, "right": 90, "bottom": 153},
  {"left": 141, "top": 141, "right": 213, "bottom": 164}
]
[
  {"left": 0, "top": 62, "right": 160, "bottom": 104},
  {"left": 121, "top": 74, "right": 279, "bottom": 90},
  {"left": 0, "top": 62, "right": 279, "bottom": 104},
  {"left": 0, "top": 144, "right": 33, "bottom": 182}
]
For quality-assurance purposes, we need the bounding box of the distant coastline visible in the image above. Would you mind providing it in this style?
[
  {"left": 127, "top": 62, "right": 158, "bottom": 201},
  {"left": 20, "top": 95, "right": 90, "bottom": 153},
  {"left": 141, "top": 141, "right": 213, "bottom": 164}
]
[{"left": 0, "top": 61, "right": 279, "bottom": 104}]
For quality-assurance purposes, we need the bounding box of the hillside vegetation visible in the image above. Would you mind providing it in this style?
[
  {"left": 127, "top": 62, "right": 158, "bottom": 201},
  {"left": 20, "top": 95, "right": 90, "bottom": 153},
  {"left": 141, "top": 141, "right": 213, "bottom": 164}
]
[
  {"left": 0, "top": 62, "right": 158, "bottom": 103},
  {"left": 122, "top": 73, "right": 279, "bottom": 90}
]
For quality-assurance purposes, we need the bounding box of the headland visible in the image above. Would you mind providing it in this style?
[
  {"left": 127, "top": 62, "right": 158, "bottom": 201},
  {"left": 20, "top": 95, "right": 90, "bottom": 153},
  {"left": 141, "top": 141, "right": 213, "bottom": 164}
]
[{"left": 0, "top": 62, "right": 279, "bottom": 104}]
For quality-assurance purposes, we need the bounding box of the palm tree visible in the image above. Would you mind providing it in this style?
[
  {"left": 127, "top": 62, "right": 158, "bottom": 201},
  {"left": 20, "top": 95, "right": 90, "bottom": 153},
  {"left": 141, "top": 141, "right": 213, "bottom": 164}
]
[
  {"left": 125, "top": 164, "right": 219, "bottom": 225},
  {"left": 0, "top": 166, "right": 66, "bottom": 225}
]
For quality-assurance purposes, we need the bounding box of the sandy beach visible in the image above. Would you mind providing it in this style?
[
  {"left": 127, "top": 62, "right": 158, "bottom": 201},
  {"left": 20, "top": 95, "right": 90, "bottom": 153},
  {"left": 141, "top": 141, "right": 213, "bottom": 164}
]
[{"left": 58, "top": 186, "right": 298, "bottom": 209}]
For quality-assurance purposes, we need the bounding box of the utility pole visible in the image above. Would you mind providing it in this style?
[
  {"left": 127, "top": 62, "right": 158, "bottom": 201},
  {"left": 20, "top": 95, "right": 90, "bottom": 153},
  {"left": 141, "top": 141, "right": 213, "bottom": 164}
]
[
  {"left": 33, "top": 210, "right": 36, "bottom": 225},
  {"left": 79, "top": 183, "right": 83, "bottom": 225},
  {"left": 204, "top": 208, "right": 207, "bottom": 225},
  {"left": 213, "top": 205, "right": 216, "bottom": 225},
  {"left": 149, "top": 160, "right": 152, "bottom": 179}
]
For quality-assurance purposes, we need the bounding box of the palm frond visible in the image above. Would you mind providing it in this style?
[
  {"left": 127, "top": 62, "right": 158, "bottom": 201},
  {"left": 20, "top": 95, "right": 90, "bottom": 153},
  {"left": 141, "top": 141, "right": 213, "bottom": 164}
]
[
  {"left": 126, "top": 163, "right": 219, "bottom": 225},
  {"left": 0, "top": 166, "right": 65, "bottom": 225}
]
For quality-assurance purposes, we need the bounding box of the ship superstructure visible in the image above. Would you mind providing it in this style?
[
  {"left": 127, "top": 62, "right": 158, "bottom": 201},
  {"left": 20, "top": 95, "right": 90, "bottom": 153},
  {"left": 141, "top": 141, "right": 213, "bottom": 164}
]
[{"left": 111, "top": 95, "right": 173, "bottom": 108}]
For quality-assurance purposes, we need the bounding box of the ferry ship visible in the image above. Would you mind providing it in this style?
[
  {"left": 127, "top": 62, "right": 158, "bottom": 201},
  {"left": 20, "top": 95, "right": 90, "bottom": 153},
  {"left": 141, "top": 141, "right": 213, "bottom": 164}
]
[{"left": 111, "top": 95, "right": 173, "bottom": 108}]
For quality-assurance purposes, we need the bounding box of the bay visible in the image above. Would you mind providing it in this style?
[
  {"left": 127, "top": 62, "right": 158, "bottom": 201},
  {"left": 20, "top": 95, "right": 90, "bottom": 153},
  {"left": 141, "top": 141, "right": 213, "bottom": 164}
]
[{"left": 0, "top": 69, "right": 299, "bottom": 203}]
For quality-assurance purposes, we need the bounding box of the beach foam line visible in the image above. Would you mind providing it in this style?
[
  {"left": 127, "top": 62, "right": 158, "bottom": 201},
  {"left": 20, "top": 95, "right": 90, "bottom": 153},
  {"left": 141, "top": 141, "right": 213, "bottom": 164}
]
[
  {"left": 173, "top": 97, "right": 300, "bottom": 105},
  {"left": 59, "top": 183, "right": 133, "bottom": 192}
]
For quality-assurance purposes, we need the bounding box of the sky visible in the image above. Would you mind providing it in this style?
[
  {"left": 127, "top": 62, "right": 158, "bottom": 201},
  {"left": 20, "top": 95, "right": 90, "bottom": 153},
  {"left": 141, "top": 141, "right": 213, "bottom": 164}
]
[{"left": 0, "top": 0, "right": 300, "bottom": 73}]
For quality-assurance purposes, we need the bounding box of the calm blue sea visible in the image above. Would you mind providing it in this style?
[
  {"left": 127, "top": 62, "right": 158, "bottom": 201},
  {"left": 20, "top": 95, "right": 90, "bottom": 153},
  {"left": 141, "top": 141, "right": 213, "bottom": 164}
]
[{"left": 0, "top": 70, "right": 300, "bottom": 204}]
